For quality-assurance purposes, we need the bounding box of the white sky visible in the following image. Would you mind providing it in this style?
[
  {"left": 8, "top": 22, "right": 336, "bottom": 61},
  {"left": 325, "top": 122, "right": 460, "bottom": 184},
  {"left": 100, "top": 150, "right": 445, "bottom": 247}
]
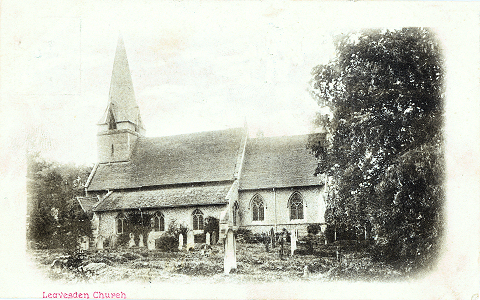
[
  {"left": 1, "top": 1, "right": 480, "bottom": 298},
  {"left": 1, "top": 1, "right": 343, "bottom": 165}
]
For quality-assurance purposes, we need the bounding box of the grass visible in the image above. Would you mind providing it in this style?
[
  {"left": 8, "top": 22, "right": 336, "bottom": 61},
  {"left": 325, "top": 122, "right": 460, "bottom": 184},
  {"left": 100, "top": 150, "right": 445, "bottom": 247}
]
[{"left": 28, "top": 241, "right": 414, "bottom": 284}]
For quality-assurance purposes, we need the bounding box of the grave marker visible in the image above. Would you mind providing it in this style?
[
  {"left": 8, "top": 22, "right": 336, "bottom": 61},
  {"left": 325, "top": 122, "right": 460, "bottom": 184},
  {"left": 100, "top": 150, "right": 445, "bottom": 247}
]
[
  {"left": 224, "top": 228, "right": 237, "bottom": 274},
  {"left": 97, "top": 236, "right": 104, "bottom": 250},
  {"left": 206, "top": 232, "right": 211, "bottom": 245},
  {"left": 186, "top": 230, "right": 195, "bottom": 251},
  {"left": 291, "top": 229, "right": 298, "bottom": 256},
  {"left": 128, "top": 233, "right": 136, "bottom": 248},
  {"left": 138, "top": 234, "right": 144, "bottom": 248},
  {"left": 212, "top": 232, "right": 217, "bottom": 245},
  {"left": 147, "top": 232, "right": 155, "bottom": 250},
  {"left": 178, "top": 233, "right": 184, "bottom": 250}
]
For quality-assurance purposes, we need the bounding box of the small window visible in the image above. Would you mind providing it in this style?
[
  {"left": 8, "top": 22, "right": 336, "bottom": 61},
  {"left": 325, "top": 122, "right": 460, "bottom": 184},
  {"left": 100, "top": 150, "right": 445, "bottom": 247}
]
[
  {"left": 116, "top": 213, "right": 125, "bottom": 234},
  {"left": 289, "top": 192, "right": 304, "bottom": 220},
  {"left": 152, "top": 212, "right": 165, "bottom": 232},
  {"left": 251, "top": 194, "right": 265, "bottom": 221},
  {"left": 108, "top": 109, "right": 117, "bottom": 130},
  {"left": 192, "top": 209, "right": 204, "bottom": 230},
  {"left": 233, "top": 202, "right": 239, "bottom": 226}
]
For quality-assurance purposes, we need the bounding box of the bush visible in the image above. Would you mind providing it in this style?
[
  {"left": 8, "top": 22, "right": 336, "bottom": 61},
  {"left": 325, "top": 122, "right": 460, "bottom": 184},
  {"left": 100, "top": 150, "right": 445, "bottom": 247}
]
[
  {"left": 155, "top": 234, "right": 178, "bottom": 252},
  {"left": 307, "top": 224, "right": 321, "bottom": 235},
  {"left": 204, "top": 217, "right": 219, "bottom": 235},
  {"left": 234, "top": 228, "right": 252, "bottom": 243},
  {"left": 116, "top": 233, "right": 130, "bottom": 248},
  {"left": 194, "top": 233, "right": 206, "bottom": 243}
]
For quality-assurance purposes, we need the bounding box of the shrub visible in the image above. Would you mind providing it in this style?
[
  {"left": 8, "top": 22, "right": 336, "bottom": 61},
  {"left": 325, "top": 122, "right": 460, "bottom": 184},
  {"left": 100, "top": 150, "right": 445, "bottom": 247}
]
[
  {"left": 235, "top": 228, "right": 252, "bottom": 243},
  {"left": 116, "top": 233, "right": 130, "bottom": 248},
  {"left": 204, "top": 217, "right": 219, "bottom": 235},
  {"left": 307, "top": 224, "right": 321, "bottom": 235},
  {"left": 194, "top": 233, "right": 206, "bottom": 243},
  {"left": 155, "top": 234, "right": 178, "bottom": 252}
]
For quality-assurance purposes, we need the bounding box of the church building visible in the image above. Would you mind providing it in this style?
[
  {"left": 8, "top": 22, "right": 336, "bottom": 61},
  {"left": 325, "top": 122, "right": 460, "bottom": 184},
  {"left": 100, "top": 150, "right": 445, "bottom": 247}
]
[{"left": 78, "top": 37, "right": 327, "bottom": 249}]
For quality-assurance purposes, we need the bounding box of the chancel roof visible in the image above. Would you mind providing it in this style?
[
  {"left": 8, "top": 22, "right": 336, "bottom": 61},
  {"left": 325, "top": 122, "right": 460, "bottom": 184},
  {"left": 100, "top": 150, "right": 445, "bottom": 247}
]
[
  {"left": 77, "top": 196, "right": 99, "bottom": 215},
  {"left": 93, "top": 182, "right": 231, "bottom": 212},
  {"left": 238, "top": 134, "right": 323, "bottom": 190},
  {"left": 87, "top": 127, "right": 246, "bottom": 191}
]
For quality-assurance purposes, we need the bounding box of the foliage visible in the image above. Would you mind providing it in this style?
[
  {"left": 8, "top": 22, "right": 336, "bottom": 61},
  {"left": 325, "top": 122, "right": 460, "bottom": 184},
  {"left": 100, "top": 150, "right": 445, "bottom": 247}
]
[
  {"left": 168, "top": 219, "right": 188, "bottom": 244},
  {"left": 204, "top": 216, "right": 219, "bottom": 235},
  {"left": 307, "top": 224, "right": 321, "bottom": 235},
  {"left": 309, "top": 28, "right": 444, "bottom": 268},
  {"left": 155, "top": 235, "right": 178, "bottom": 252},
  {"left": 27, "top": 152, "right": 93, "bottom": 249}
]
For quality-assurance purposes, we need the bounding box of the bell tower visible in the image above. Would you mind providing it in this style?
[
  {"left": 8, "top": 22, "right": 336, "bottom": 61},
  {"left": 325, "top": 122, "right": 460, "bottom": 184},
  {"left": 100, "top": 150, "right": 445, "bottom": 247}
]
[{"left": 97, "top": 36, "right": 145, "bottom": 163}]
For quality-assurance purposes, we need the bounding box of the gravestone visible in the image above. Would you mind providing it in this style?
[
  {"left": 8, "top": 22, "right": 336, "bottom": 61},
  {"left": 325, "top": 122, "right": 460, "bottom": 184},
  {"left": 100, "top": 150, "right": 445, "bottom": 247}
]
[
  {"left": 303, "top": 265, "right": 310, "bottom": 278},
  {"left": 263, "top": 233, "right": 270, "bottom": 252},
  {"left": 212, "top": 232, "right": 217, "bottom": 245},
  {"left": 291, "top": 229, "right": 298, "bottom": 256},
  {"left": 224, "top": 228, "right": 237, "bottom": 274},
  {"left": 147, "top": 232, "right": 156, "bottom": 250},
  {"left": 138, "top": 234, "right": 144, "bottom": 248},
  {"left": 178, "top": 233, "right": 184, "bottom": 251},
  {"left": 97, "top": 236, "right": 104, "bottom": 250},
  {"left": 186, "top": 230, "right": 195, "bottom": 251},
  {"left": 128, "top": 233, "right": 136, "bottom": 248},
  {"left": 79, "top": 236, "right": 89, "bottom": 250},
  {"left": 270, "top": 228, "right": 275, "bottom": 248},
  {"left": 206, "top": 232, "right": 211, "bottom": 245}
]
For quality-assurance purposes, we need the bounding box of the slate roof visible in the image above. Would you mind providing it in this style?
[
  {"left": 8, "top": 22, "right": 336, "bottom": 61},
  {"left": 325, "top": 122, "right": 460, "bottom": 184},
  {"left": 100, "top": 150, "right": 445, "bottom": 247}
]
[
  {"left": 87, "top": 127, "right": 245, "bottom": 191},
  {"left": 239, "top": 134, "right": 323, "bottom": 190},
  {"left": 77, "top": 196, "right": 99, "bottom": 214},
  {"left": 93, "top": 183, "right": 231, "bottom": 212}
]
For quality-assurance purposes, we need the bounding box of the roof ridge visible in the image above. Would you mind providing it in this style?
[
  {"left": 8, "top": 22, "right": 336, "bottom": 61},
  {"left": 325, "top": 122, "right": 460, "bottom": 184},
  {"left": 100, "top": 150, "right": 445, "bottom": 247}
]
[{"left": 139, "top": 127, "right": 245, "bottom": 141}]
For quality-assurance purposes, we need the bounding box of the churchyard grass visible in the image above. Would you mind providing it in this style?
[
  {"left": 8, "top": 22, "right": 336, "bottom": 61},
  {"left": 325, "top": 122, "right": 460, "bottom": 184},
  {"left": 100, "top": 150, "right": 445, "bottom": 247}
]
[{"left": 29, "top": 241, "right": 415, "bottom": 283}]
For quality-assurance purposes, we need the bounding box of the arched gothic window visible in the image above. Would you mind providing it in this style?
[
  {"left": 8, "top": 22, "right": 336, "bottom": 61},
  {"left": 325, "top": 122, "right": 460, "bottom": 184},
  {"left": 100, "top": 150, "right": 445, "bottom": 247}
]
[
  {"left": 192, "top": 209, "right": 204, "bottom": 230},
  {"left": 116, "top": 213, "right": 125, "bottom": 234},
  {"left": 152, "top": 212, "right": 165, "bottom": 232},
  {"left": 251, "top": 194, "right": 264, "bottom": 221},
  {"left": 289, "top": 192, "right": 304, "bottom": 220},
  {"left": 233, "top": 202, "right": 239, "bottom": 226}
]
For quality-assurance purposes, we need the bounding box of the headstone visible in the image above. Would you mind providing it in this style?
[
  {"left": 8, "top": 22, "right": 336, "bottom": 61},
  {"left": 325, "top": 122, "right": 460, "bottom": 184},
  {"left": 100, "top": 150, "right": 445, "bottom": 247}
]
[
  {"left": 212, "top": 232, "right": 217, "bottom": 245},
  {"left": 270, "top": 228, "right": 275, "bottom": 248},
  {"left": 263, "top": 233, "right": 270, "bottom": 252},
  {"left": 147, "top": 232, "right": 156, "bottom": 250},
  {"left": 178, "top": 233, "right": 184, "bottom": 250},
  {"left": 291, "top": 229, "right": 298, "bottom": 256},
  {"left": 186, "top": 230, "right": 195, "bottom": 251},
  {"left": 224, "top": 228, "right": 237, "bottom": 274},
  {"left": 82, "top": 236, "right": 89, "bottom": 250},
  {"left": 303, "top": 265, "right": 310, "bottom": 278},
  {"left": 206, "top": 232, "right": 211, "bottom": 245},
  {"left": 138, "top": 234, "right": 144, "bottom": 248},
  {"left": 128, "top": 233, "right": 136, "bottom": 248},
  {"left": 97, "top": 236, "right": 104, "bottom": 250}
]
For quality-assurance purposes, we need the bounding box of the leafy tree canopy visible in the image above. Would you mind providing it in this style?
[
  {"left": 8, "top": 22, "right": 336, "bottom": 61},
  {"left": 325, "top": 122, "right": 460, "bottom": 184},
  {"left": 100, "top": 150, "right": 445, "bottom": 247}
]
[
  {"left": 309, "top": 28, "right": 444, "bottom": 268},
  {"left": 27, "top": 152, "right": 93, "bottom": 249}
]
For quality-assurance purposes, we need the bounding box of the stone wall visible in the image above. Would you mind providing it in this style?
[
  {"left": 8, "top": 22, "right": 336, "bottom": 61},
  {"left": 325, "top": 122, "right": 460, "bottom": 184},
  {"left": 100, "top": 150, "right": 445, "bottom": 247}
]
[
  {"left": 237, "top": 186, "right": 326, "bottom": 235},
  {"left": 95, "top": 204, "right": 226, "bottom": 248}
]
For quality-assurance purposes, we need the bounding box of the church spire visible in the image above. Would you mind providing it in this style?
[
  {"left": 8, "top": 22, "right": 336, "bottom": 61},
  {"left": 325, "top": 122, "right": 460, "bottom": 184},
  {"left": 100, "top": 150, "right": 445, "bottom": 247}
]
[
  {"left": 96, "top": 36, "right": 145, "bottom": 164},
  {"left": 99, "top": 35, "right": 145, "bottom": 134}
]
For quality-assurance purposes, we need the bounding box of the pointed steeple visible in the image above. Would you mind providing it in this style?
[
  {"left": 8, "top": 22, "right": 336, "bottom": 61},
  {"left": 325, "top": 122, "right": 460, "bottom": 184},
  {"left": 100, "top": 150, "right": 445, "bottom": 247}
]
[
  {"left": 96, "top": 36, "right": 145, "bottom": 164},
  {"left": 99, "top": 35, "right": 145, "bottom": 133}
]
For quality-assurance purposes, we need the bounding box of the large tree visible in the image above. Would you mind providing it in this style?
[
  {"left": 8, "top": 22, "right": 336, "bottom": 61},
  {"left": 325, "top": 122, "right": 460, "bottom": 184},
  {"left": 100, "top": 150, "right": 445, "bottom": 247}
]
[
  {"left": 27, "top": 152, "right": 93, "bottom": 249},
  {"left": 309, "top": 28, "right": 444, "bottom": 267}
]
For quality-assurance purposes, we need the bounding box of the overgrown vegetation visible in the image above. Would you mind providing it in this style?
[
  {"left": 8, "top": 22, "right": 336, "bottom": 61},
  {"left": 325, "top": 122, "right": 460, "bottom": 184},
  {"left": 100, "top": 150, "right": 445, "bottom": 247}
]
[
  {"left": 27, "top": 152, "right": 93, "bottom": 249},
  {"left": 308, "top": 28, "right": 444, "bottom": 271}
]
